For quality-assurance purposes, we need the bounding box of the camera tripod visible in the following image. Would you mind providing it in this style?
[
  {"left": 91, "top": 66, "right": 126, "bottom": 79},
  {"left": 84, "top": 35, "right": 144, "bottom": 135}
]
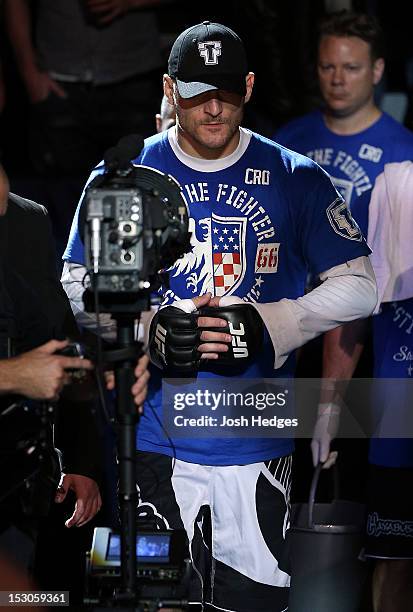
[{"left": 103, "top": 312, "right": 143, "bottom": 606}]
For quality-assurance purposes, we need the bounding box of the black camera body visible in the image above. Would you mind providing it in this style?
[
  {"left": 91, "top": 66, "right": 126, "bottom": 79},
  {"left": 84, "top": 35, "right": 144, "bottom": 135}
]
[
  {"left": 82, "top": 163, "right": 190, "bottom": 305},
  {"left": 85, "top": 185, "right": 146, "bottom": 294},
  {"left": 55, "top": 341, "right": 86, "bottom": 359},
  {"left": 55, "top": 342, "right": 92, "bottom": 385}
]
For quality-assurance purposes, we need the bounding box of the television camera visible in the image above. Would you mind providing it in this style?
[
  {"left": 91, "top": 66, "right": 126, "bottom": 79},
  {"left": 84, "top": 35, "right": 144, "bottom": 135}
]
[{"left": 80, "top": 135, "right": 191, "bottom": 610}]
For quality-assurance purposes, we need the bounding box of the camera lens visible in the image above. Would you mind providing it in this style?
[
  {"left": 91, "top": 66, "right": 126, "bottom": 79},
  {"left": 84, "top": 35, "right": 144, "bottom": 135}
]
[{"left": 120, "top": 250, "right": 135, "bottom": 264}]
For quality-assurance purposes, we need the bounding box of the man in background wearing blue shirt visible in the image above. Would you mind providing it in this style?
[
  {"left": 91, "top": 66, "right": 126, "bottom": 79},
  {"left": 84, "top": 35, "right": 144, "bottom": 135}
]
[
  {"left": 275, "top": 11, "right": 413, "bottom": 212},
  {"left": 277, "top": 10, "right": 413, "bottom": 611}
]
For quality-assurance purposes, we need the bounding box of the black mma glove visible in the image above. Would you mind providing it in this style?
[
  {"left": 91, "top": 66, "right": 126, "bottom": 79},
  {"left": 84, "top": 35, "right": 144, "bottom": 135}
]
[
  {"left": 149, "top": 305, "right": 201, "bottom": 373},
  {"left": 149, "top": 299, "right": 265, "bottom": 373},
  {"left": 199, "top": 303, "right": 264, "bottom": 366}
]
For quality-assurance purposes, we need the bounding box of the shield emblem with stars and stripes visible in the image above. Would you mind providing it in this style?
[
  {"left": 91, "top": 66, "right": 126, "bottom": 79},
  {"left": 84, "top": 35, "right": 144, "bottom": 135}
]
[{"left": 211, "top": 213, "right": 247, "bottom": 296}]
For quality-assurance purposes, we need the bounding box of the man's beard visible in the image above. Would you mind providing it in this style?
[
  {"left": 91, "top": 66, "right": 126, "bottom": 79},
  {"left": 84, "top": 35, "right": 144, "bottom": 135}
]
[{"left": 176, "top": 107, "right": 244, "bottom": 151}]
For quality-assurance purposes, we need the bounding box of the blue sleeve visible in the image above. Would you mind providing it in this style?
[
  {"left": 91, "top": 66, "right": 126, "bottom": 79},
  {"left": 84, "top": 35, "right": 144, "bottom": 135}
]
[
  {"left": 62, "top": 165, "right": 105, "bottom": 264},
  {"left": 295, "top": 164, "right": 371, "bottom": 275}
]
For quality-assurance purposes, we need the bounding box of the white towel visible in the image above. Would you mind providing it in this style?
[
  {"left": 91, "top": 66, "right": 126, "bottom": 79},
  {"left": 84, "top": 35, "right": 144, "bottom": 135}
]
[{"left": 367, "top": 161, "right": 413, "bottom": 313}]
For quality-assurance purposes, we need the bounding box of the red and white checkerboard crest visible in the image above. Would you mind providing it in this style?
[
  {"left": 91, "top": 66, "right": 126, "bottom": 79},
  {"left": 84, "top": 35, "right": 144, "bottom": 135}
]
[{"left": 212, "top": 213, "right": 247, "bottom": 296}]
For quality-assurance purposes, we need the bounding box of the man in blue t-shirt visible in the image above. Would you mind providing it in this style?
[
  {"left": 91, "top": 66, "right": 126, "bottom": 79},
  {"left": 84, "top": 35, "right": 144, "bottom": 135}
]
[
  {"left": 275, "top": 10, "right": 413, "bottom": 469},
  {"left": 61, "top": 21, "right": 377, "bottom": 612},
  {"left": 323, "top": 168, "right": 413, "bottom": 611},
  {"left": 275, "top": 11, "right": 413, "bottom": 212},
  {"left": 289, "top": 12, "right": 413, "bottom": 609}
]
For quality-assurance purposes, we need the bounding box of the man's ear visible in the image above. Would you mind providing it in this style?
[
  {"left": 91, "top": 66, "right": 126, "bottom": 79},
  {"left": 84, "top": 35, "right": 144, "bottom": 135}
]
[
  {"left": 373, "top": 58, "right": 385, "bottom": 85},
  {"left": 163, "top": 75, "right": 175, "bottom": 106},
  {"left": 244, "top": 72, "right": 255, "bottom": 104},
  {"left": 155, "top": 114, "right": 162, "bottom": 133}
]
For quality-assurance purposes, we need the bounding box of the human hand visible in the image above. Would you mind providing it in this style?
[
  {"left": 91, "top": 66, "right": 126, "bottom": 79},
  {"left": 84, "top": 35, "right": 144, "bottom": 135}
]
[
  {"left": 169, "top": 294, "right": 232, "bottom": 360},
  {"left": 208, "top": 295, "right": 244, "bottom": 307},
  {"left": 105, "top": 354, "right": 150, "bottom": 413},
  {"left": 23, "top": 68, "right": 66, "bottom": 103},
  {"left": 148, "top": 294, "right": 231, "bottom": 371},
  {"left": 311, "top": 402, "right": 340, "bottom": 469},
  {"left": 55, "top": 473, "right": 102, "bottom": 528},
  {"left": 131, "top": 353, "right": 150, "bottom": 412},
  {"left": 191, "top": 294, "right": 232, "bottom": 360},
  {"left": 9, "top": 339, "right": 93, "bottom": 401},
  {"left": 85, "top": 0, "right": 130, "bottom": 24}
]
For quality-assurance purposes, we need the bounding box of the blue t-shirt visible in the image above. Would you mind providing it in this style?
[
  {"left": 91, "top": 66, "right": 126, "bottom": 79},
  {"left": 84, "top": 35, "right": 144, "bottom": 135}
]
[
  {"left": 369, "top": 299, "right": 413, "bottom": 468},
  {"left": 274, "top": 110, "right": 413, "bottom": 210},
  {"left": 64, "top": 127, "right": 370, "bottom": 465},
  {"left": 352, "top": 197, "right": 413, "bottom": 468}
]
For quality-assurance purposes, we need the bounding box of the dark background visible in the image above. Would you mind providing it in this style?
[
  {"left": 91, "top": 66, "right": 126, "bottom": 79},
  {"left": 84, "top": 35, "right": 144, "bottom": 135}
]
[{"left": 2, "top": 0, "right": 413, "bottom": 178}]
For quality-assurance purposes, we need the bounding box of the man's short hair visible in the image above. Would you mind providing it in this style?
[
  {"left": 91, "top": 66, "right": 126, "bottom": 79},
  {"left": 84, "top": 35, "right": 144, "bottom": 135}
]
[{"left": 318, "top": 10, "right": 385, "bottom": 62}]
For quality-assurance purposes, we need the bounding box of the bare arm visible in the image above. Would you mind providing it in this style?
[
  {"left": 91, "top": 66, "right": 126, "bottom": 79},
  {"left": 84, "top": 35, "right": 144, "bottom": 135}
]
[
  {"left": 310, "top": 311, "right": 369, "bottom": 467},
  {"left": 5, "top": 0, "right": 66, "bottom": 102},
  {"left": 319, "top": 317, "right": 368, "bottom": 425},
  {"left": 85, "top": 0, "right": 166, "bottom": 25},
  {"left": 4, "top": 0, "right": 35, "bottom": 78},
  {"left": 253, "top": 256, "right": 377, "bottom": 369},
  {"left": 321, "top": 318, "right": 368, "bottom": 400}
]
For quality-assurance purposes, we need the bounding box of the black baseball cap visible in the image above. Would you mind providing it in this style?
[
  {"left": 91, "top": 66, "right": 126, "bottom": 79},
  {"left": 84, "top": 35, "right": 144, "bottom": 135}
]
[{"left": 168, "top": 21, "right": 248, "bottom": 99}]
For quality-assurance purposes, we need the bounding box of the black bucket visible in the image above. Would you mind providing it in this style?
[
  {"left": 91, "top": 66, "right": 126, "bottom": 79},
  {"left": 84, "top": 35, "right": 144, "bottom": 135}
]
[{"left": 288, "top": 464, "right": 368, "bottom": 612}]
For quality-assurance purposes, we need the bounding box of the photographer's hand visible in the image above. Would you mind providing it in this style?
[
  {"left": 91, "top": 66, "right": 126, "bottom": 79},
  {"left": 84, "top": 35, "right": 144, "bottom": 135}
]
[
  {"left": 0, "top": 339, "right": 93, "bottom": 401},
  {"left": 55, "top": 473, "right": 102, "bottom": 528}
]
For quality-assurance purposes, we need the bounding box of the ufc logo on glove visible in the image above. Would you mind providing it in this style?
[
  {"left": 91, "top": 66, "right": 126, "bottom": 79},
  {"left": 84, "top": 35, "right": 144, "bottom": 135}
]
[{"left": 228, "top": 321, "right": 248, "bottom": 358}]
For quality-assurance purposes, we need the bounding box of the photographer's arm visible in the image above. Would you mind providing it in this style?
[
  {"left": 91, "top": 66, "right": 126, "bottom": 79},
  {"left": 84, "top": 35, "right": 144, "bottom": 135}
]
[{"left": 0, "top": 339, "right": 93, "bottom": 400}]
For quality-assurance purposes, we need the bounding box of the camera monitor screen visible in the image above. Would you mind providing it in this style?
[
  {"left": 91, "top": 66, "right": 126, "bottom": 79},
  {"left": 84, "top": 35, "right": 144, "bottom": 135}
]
[
  {"left": 89, "top": 527, "right": 186, "bottom": 571},
  {"left": 106, "top": 533, "right": 171, "bottom": 564}
]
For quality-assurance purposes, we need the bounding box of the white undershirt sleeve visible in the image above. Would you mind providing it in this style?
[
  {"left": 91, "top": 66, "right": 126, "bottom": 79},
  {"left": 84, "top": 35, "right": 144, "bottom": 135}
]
[
  {"left": 252, "top": 255, "right": 378, "bottom": 369},
  {"left": 61, "top": 262, "right": 155, "bottom": 346},
  {"left": 61, "top": 262, "right": 117, "bottom": 341}
]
